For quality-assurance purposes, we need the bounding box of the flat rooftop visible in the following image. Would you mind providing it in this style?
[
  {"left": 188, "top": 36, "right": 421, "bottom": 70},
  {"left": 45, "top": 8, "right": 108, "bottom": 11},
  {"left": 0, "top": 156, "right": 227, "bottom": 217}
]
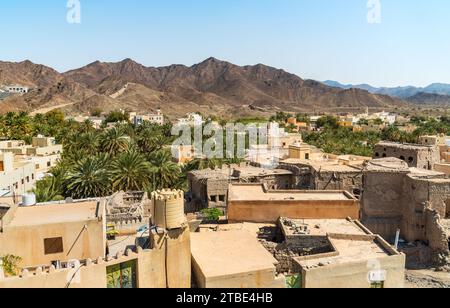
[
  {"left": 191, "top": 230, "right": 278, "bottom": 278},
  {"left": 365, "top": 158, "right": 410, "bottom": 172},
  {"left": 278, "top": 217, "right": 402, "bottom": 269},
  {"left": 408, "top": 168, "right": 446, "bottom": 179},
  {"left": 189, "top": 168, "right": 231, "bottom": 180},
  {"left": 280, "top": 218, "right": 368, "bottom": 237},
  {"left": 233, "top": 166, "right": 293, "bottom": 177},
  {"left": 228, "top": 184, "right": 355, "bottom": 202},
  {"left": 190, "top": 166, "right": 293, "bottom": 180},
  {"left": 295, "top": 237, "right": 393, "bottom": 269},
  {"left": 376, "top": 141, "right": 435, "bottom": 150},
  {"left": 4, "top": 201, "right": 100, "bottom": 227},
  {"left": 281, "top": 159, "right": 364, "bottom": 173}
]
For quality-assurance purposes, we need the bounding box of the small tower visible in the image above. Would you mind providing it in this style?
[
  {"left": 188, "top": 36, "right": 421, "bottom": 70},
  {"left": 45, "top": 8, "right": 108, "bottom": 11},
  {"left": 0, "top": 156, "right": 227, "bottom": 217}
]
[{"left": 151, "top": 189, "right": 185, "bottom": 230}]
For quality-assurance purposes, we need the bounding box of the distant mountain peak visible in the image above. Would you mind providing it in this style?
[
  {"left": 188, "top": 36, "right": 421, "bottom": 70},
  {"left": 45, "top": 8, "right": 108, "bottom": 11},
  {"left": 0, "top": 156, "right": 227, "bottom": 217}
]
[
  {"left": 87, "top": 60, "right": 102, "bottom": 66},
  {"left": 323, "top": 80, "right": 450, "bottom": 99},
  {"left": 19, "top": 59, "right": 34, "bottom": 65},
  {"left": 120, "top": 58, "right": 137, "bottom": 64},
  {"left": 203, "top": 57, "right": 221, "bottom": 63},
  {"left": 195, "top": 57, "right": 230, "bottom": 68}
]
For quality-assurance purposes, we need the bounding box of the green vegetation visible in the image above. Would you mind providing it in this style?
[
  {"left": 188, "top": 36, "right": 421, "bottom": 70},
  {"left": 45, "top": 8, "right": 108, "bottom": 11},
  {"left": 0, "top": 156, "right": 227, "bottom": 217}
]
[
  {"left": 303, "top": 115, "right": 450, "bottom": 157},
  {"left": 270, "top": 111, "right": 292, "bottom": 123},
  {"left": 0, "top": 110, "right": 184, "bottom": 201},
  {"left": 3, "top": 109, "right": 450, "bottom": 203},
  {"left": 0, "top": 110, "right": 249, "bottom": 203},
  {"left": 286, "top": 274, "right": 302, "bottom": 288},
  {"left": 235, "top": 117, "right": 268, "bottom": 125},
  {"left": 1, "top": 255, "right": 22, "bottom": 277},
  {"left": 201, "top": 208, "right": 224, "bottom": 221},
  {"left": 89, "top": 108, "right": 103, "bottom": 117},
  {"left": 303, "top": 126, "right": 380, "bottom": 157},
  {"left": 104, "top": 110, "right": 130, "bottom": 124},
  {"left": 51, "top": 121, "right": 183, "bottom": 200}
]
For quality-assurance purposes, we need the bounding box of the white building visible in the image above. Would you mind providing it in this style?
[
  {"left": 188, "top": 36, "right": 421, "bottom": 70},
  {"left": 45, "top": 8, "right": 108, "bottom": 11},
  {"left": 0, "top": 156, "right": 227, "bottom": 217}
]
[
  {"left": 177, "top": 113, "right": 204, "bottom": 126},
  {"left": 0, "top": 136, "right": 62, "bottom": 182},
  {"left": 131, "top": 110, "right": 164, "bottom": 126},
  {"left": 373, "top": 111, "right": 397, "bottom": 125},
  {"left": 5, "top": 85, "right": 29, "bottom": 94},
  {"left": 71, "top": 116, "right": 105, "bottom": 129},
  {"left": 0, "top": 152, "right": 36, "bottom": 197}
]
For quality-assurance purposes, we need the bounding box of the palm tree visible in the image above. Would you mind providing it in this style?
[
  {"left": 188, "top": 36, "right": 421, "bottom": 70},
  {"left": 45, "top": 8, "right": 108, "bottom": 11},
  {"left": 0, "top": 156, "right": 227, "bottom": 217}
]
[
  {"left": 189, "top": 157, "right": 223, "bottom": 170},
  {"left": 111, "top": 149, "right": 151, "bottom": 191},
  {"left": 147, "top": 150, "right": 182, "bottom": 191},
  {"left": 6, "top": 112, "right": 32, "bottom": 141},
  {"left": 100, "top": 128, "right": 130, "bottom": 156},
  {"left": 79, "top": 119, "right": 95, "bottom": 134},
  {"left": 136, "top": 129, "right": 166, "bottom": 153},
  {"left": 76, "top": 132, "right": 100, "bottom": 155},
  {"left": 65, "top": 154, "right": 111, "bottom": 199},
  {"left": 33, "top": 176, "right": 64, "bottom": 203}
]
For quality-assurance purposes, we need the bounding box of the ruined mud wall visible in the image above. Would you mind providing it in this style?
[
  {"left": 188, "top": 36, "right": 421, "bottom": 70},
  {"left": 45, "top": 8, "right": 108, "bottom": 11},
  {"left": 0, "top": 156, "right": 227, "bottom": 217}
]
[
  {"left": 312, "top": 170, "right": 363, "bottom": 193},
  {"left": 374, "top": 144, "right": 439, "bottom": 170},
  {"left": 402, "top": 176, "right": 450, "bottom": 243},
  {"left": 425, "top": 209, "right": 450, "bottom": 265},
  {"left": 361, "top": 171, "right": 407, "bottom": 240}
]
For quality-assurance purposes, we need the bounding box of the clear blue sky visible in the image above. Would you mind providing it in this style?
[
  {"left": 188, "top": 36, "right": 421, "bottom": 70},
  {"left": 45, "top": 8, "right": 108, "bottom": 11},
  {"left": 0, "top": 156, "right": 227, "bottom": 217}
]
[{"left": 1, "top": 0, "right": 449, "bottom": 87}]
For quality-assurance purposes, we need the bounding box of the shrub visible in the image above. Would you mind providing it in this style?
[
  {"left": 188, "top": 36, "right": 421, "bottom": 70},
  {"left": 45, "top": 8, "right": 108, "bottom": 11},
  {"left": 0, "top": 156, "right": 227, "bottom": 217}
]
[
  {"left": 1, "top": 255, "right": 22, "bottom": 277},
  {"left": 201, "top": 208, "right": 223, "bottom": 221}
]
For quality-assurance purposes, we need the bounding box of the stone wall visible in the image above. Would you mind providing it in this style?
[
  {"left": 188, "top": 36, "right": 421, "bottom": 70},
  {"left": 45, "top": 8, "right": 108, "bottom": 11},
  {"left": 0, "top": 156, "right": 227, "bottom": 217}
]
[
  {"left": 361, "top": 158, "right": 450, "bottom": 266},
  {"left": 279, "top": 162, "right": 364, "bottom": 194},
  {"left": 278, "top": 164, "right": 311, "bottom": 189},
  {"left": 374, "top": 143, "right": 439, "bottom": 170},
  {"left": 361, "top": 171, "right": 408, "bottom": 240},
  {"left": 311, "top": 169, "right": 363, "bottom": 194},
  {"left": 425, "top": 209, "right": 450, "bottom": 266}
]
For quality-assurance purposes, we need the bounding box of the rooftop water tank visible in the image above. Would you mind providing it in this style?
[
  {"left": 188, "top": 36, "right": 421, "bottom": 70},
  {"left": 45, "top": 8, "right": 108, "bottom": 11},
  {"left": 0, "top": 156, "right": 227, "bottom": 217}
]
[
  {"left": 21, "top": 193, "right": 36, "bottom": 207},
  {"left": 151, "top": 189, "right": 185, "bottom": 230}
]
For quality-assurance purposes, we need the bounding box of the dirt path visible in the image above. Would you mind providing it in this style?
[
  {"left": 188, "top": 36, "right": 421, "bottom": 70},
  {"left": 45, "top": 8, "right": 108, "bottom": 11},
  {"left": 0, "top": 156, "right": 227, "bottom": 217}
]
[
  {"left": 405, "top": 269, "right": 450, "bottom": 288},
  {"left": 30, "top": 102, "right": 75, "bottom": 115}
]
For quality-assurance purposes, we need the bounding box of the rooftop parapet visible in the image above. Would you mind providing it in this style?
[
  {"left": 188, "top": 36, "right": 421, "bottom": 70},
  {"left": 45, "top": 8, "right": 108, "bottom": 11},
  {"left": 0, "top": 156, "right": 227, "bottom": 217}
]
[{"left": 151, "top": 189, "right": 186, "bottom": 230}]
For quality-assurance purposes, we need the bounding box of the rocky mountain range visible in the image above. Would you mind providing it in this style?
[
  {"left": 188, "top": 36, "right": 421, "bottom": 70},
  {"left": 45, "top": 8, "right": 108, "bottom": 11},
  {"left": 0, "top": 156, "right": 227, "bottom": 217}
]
[
  {"left": 323, "top": 80, "right": 450, "bottom": 105},
  {"left": 0, "top": 58, "right": 408, "bottom": 118}
]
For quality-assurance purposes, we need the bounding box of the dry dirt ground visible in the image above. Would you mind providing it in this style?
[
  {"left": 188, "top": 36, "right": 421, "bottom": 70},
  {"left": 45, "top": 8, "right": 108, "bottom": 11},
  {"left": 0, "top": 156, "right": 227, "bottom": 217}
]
[{"left": 405, "top": 269, "right": 450, "bottom": 288}]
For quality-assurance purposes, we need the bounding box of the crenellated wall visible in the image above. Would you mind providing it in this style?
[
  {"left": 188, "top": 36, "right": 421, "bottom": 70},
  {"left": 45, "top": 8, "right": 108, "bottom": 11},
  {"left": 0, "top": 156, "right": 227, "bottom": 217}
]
[{"left": 0, "top": 225, "right": 191, "bottom": 289}]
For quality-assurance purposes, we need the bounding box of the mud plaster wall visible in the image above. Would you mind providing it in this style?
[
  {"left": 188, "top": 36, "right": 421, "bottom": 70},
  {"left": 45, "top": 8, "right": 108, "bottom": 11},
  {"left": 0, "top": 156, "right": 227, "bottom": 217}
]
[
  {"left": 425, "top": 209, "right": 449, "bottom": 255},
  {"left": 361, "top": 171, "right": 407, "bottom": 239},
  {"left": 278, "top": 164, "right": 311, "bottom": 189},
  {"left": 362, "top": 169, "right": 450, "bottom": 263},
  {"left": 374, "top": 145, "right": 439, "bottom": 170},
  {"left": 312, "top": 170, "right": 363, "bottom": 193},
  {"left": 402, "top": 177, "right": 450, "bottom": 243}
]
